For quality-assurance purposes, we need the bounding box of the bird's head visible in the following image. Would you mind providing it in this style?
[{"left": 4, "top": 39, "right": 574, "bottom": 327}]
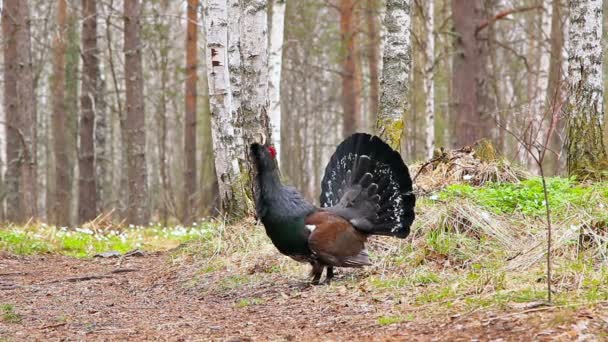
[{"left": 250, "top": 142, "right": 278, "bottom": 173}]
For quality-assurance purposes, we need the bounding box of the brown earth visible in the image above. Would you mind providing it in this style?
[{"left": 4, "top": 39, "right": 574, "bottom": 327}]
[{"left": 1, "top": 252, "right": 606, "bottom": 341}]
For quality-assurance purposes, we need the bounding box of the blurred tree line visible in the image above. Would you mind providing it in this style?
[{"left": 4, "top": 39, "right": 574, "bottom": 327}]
[{"left": 0, "top": 0, "right": 605, "bottom": 225}]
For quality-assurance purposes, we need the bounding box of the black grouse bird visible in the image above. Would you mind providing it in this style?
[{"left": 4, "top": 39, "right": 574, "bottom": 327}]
[{"left": 251, "top": 133, "right": 415, "bottom": 284}]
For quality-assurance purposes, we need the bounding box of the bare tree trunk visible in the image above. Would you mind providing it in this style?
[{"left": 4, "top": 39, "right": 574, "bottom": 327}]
[
  {"left": 66, "top": 3, "right": 80, "bottom": 225},
  {"left": 422, "top": 0, "right": 435, "bottom": 159},
  {"left": 184, "top": 0, "right": 199, "bottom": 224},
  {"left": 2, "top": 0, "right": 38, "bottom": 222},
  {"left": 451, "top": 0, "right": 491, "bottom": 147},
  {"left": 566, "top": 0, "right": 605, "bottom": 176},
  {"left": 527, "top": 0, "right": 553, "bottom": 172},
  {"left": 239, "top": 0, "right": 272, "bottom": 209},
  {"left": 3, "top": 0, "right": 20, "bottom": 221},
  {"left": 124, "top": 0, "right": 150, "bottom": 225},
  {"left": 268, "top": 0, "right": 285, "bottom": 163},
  {"left": 52, "top": 0, "right": 70, "bottom": 225},
  {"left": 377, "top": 0, "right": 411, "bottom": 150},
  {"left": 78, "top": 0, "right": 99, "bottom": 222},
  {"left": 340, "top": 0, "right": 362, "bottom": 138},
  {"left": 546, "top": 0, "right": 565, "bottom": 175},
  {"left": 366, "top": 0, "right": 380, "bottom": 122},
  {"left": 203, "top": 0, "right": 247, "bottom": 216}
]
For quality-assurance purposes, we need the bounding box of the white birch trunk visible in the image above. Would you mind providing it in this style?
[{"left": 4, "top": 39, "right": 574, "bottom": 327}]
[
  {"left": 377, "top": 0, "right": 411, "bottom": 150},
  {"left": 268, "top": 0, "right": 285, "bottom": 164},
  {"left": 239, "top": 0, "right": 271, "bottom": 207},
  {"left": 528, "top": 1, "right": 553, "bottom": 171},
  {"left": 423, "top": 0, "right": 434, "bottom": 159},
  {"left": 566, "top": 0, "right": 605, "bottom": 175},
  {"left": 203, "top": 0, "right": 246, "bottom": 215}
]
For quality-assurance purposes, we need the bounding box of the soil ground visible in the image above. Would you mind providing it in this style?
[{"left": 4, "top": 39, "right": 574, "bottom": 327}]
[{"left": 1, "top": 252, "right": 607, "bottom": 341}]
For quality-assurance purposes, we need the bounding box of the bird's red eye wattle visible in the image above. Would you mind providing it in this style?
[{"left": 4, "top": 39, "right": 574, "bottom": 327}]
[{"left": 267, "top": 146, "right": 277, "bottom": 158}]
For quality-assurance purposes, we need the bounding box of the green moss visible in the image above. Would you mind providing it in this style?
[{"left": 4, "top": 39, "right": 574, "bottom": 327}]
[{"left": 376, "top": 117, "right": 404, "bottom": 151}]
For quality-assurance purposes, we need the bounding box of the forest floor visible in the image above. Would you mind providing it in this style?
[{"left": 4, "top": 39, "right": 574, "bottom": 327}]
[
  {"left": 1, "top": 250, "right": 607, "bottom": 341},
  {"left": 2, "top": 177, "right": 608, "bottom": 340}
]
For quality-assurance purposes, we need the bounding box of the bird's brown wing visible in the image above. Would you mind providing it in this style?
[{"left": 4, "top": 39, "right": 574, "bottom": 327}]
[{"left": 305, "top": 211, "right": 371, "bottom": 267}]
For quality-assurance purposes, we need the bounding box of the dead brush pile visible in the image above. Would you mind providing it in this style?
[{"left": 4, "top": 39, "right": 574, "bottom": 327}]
[{"left": 412, "top": 140, "right": 528, "bottom": 194}]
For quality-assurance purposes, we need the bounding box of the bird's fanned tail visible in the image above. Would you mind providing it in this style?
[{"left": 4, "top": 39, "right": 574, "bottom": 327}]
[{"left": 320, "top": 133, "right": 415, "bottom": 238}]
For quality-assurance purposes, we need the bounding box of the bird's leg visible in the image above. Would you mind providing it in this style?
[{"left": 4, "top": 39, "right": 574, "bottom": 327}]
[
  {"left": 310, "top": 262, "right": 323, "bottom": 285},
  {"left": 324, "top": 266, "right": 334, "bottom": 284}
]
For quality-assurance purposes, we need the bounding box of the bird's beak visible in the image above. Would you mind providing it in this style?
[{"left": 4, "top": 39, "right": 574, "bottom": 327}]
[{"left": 259, "top": 132, "right": 267, "bottom": 145}]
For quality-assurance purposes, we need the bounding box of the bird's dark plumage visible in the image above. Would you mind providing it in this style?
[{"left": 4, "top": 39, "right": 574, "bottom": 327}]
[{"left": 251, "top": 133, "right": 415, "bottom": 284}]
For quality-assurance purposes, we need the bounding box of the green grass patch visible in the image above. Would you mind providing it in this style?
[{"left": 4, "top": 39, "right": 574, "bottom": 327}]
[
  {"left": 440, "top": 178, "right": 608, "bottom": 218},
  {"left": 377, "top": 315, "right": 404, "bottom": 326},
  {"left": 0, "top": 222, "right": 215, "bottom": 258},
  {"left": 1, "top": 304, "right": 22, "bottom": 324},
  {"left": 235, "top": 297, "right": 264, "bottom": 308}
]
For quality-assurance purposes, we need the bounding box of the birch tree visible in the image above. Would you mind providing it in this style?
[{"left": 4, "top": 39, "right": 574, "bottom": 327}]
[
  {"left": 203, "top": 0, "right": 247, "bottom": 216},
  {"left": 268, "top": 0, "right": 285, "bottom": 163},
  {"left": 377, "top": 0, "right": 411, "bottom": 150},
  {"left": 566, "top": 0, "right": 606, "bottom": 176},
  {"left": 422, "top": 0, "right": 434, "bottom": 159},
  {"left": 527, "top": 1, "right": 553, "bottom": 172},
  {"left": 239, "top": 0, "right": 272, "bottom": 206}
]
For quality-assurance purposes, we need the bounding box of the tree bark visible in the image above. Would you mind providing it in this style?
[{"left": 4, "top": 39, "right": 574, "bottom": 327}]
[
  {"left": 3, "top": 0, "right": 21, "bottom": 221},
  {"left": 268, "top": 0, "right": 285, "bottom": 163},
  {"left": 124, "top": 0, "right": 150, "bottom": 225},
  {"left": 340, "top": 0, "right": 362, "bottom": 138},
  {"left": 365, "top": 0, "right": 380, "bottom": 123},
  {"left": 2, "top": 0, "right": 38, "bottom": 222},
  {"left": 422, "top": 0, "right": 435, "bottom": 159},
  {"left": 79, "top": 0, "right": 99, "bottom": 223},
  {"left": 184, "top": 0, "right": 199, "bottom": 224},
  {"left": 203, "top": 0, "right": 247, "bottom": 217},
  {"left": 238, "top": 0, "right": 272, "bottom": 211},
  {"left": 52, "top": 0, "right": 70, "bottom": 225},
  {"left": 451, "top": 0, "right": 491, "bottom": 147},
  {"left": 566, "top": 0, "right": 606, "bottom": 176},
  {"left": 527, "top": 0, "right": 553, "bottom": 172},
  {"left": 377, "top": 0, "right": 411, "bottom": 150}
]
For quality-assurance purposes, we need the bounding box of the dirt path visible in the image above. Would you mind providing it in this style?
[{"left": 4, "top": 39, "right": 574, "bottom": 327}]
[{"left": 1, "top": 252, "right": 606, "bottom": 341}]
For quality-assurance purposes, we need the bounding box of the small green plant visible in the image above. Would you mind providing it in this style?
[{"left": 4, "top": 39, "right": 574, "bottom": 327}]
[
  {"left": 1, "top": 304, "right": 22, "bottom": 323},
  {"left": 235, "top": 297, "right": 264, "bottom": 308},
  {"left": 377, "top": 315, "right": 403, "bottom": 326}
]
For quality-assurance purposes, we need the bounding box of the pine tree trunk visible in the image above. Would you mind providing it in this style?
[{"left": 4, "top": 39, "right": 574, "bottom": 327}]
[
  {"left": 124, "top": 0, "right": 150, "bottom": 225},
  {"left": 566, "top": 0, "right": 606, "bottom": 176},
  {"left": 3, "top": 0, "right": 21, "bottom": 221},
  {"left": 203, "top": 0, "right": 247, "bottom": 217},
  {"left": 79, "top": 0, "right": 99, "bottom": 223},
  {"left": 66, "top": 4, "right": 80, "bottom": 225},
  {"left": 451, "top": 0, "right": 491, "bottom": 147},
  {"left": 423, "top": 0, "right": 435, "bottom": 159},
  {"left": 268, "top": 0, "right": 285, "bottom": 163},
  {"left": 377, "top": 0, "right": 411, "bottom": 150},
  {"left": 340, "top": 0, "right": 362, "bottom": 138},
  {"left": 2, "top": 0, "right": 38, "bottom": 222},
  {"left": 366, "top": 0, "right": 380, "bottom": 122},
  {"left": 184, "top": 0, "right": 199, "bottom": 224},
  {"left": 52, "top": 0, "right": 70, "bottom": 225}
]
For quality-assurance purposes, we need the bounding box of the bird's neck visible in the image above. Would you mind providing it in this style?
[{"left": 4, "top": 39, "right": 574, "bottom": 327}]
[{"left": 259, "top": 168, "right": 282, "bottom": 199}]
